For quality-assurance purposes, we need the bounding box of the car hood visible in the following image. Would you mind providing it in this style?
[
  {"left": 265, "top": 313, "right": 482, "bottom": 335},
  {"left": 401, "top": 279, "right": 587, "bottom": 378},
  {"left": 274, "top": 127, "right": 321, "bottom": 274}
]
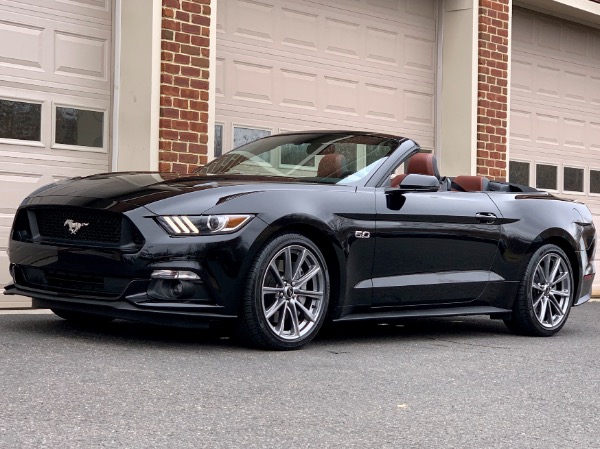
[{"left": 20, "top": 171, "right": 326, "bottom": 215}]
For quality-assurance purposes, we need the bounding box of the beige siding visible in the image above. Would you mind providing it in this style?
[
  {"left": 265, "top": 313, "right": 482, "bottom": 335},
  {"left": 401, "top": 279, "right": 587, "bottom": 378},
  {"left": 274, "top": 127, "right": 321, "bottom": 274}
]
[
  {"left": 215, "top": 0, "right": 437, "bottom": 153},
  {"left": 510, "top": 7, "right": 600, "bottom": 290}
]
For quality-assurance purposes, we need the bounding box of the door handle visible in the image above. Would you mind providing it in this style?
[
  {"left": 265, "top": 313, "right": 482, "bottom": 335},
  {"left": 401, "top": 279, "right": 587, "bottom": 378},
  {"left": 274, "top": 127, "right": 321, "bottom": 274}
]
[{"left": 475, "top": 212, "right": 497, "bottom": 223}]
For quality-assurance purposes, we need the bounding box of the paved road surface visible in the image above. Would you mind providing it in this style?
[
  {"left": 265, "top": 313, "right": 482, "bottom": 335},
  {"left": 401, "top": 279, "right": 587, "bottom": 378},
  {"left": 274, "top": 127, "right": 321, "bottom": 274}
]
[{"left": 1, "top": 304, "right": 599, "bottom": 448}]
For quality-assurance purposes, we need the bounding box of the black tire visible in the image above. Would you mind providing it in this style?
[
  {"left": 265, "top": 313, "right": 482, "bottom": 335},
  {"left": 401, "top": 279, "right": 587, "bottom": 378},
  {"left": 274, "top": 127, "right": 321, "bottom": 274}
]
[
  {"left": 238, "top": 233, "right": 330, "bottom": 350},
  {"left": 504, "top": 244, "right": 574, "bottom": 336},
  {"left": 51, "top": 309, "right": 115, "bottom": 324}
]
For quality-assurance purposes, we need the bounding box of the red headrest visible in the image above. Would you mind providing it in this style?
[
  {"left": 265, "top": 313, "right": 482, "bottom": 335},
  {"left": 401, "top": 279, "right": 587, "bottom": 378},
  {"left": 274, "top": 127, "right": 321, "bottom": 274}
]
[
  {"left": 406, "top": 153, "right": 440, "bottom": 179},
  {"left": 318, "top": 154, "right": 347, "bottom": 178}
]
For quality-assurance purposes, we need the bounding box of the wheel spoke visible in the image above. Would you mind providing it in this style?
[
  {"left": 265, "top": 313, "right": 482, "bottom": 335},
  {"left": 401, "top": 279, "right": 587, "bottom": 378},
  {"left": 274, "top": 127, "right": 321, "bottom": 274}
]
[
  {"left": 269, "top": 261, "right": 285, "bottom": 287},
  {"left": 532, "top": 292, "right": 544, "bottom": 308},
  {"left": 292, "top": 249, "right": 307, "bottom": 282},
  {"left": 265, "top": 297, "right": 286, "bottom": 319},
  {"left": 289, "top": 301, "right": 300, "bottom": 337},
  {"left": 294, "top": 300, "right": 317, "bottom": 322},
  {"left": 262, "top": 286, "right": 283, "bottom": 295},
  {"left": 550, "top": 289, "right": 569, "bottom": 298},
  {"left": 538, "top": 297, "right": 548, "bottom": 324},
  {"left": 535, "top": 265, "right": 547, "bottom": 284},
  {"left": 295, "top": 289, "right": 323, "bottom": 299},
  {"left": 548, "top": 256, "right": 561, "bottom": 284},
  {"left": 543, "top": 258, "right": 551, "bottom": 283},
  {"left": 548, "top": 295, "right": 564, "bottom": 316},
  {"left": 275, "top": 305, "right": 288, "bottom": 335},
  {"left": 551, "top": 272, "right": 568, "bottom": 286},
  {"left": 532, "top": 283, "right": 544, "bottom": 292},
  {"left": 284, "top": 247, "right": 293, "bottom": 282},
  {"left": 296, "top": 266, "right": 321, "bottom": 286}
]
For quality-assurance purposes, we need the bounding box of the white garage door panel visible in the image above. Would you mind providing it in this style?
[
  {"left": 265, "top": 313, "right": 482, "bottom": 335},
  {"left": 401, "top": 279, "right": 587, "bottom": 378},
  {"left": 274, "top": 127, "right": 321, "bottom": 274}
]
[
  {"left": 511, "top": 8, "right": 600, "bottom": 291},
  {"left": 3, "top": 0, "right": 112, "bottom": 25},
  {"left": 0, "top": 0, "right": 112, "bottom": 307},
  {"left": 216, "top": 0, "right": 437, "bottom": 152},
  {"left": 0, "top": 6, "right": 111, "bottom": 93}
]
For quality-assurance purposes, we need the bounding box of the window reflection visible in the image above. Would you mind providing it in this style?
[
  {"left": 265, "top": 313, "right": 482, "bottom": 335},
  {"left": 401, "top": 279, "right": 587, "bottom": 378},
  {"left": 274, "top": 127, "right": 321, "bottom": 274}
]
[
  {"left": 0, "top": 100, "right": 41, "bottom": 141},
  {"left": 55, "top": 107, "right": 103, "bottom": 148}
]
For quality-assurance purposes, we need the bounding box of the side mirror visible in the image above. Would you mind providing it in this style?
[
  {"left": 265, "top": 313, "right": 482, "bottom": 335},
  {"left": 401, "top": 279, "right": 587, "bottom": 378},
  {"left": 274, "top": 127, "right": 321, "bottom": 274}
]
[{"left": 385, "top": 174, "right": 440, "bottom": 194}]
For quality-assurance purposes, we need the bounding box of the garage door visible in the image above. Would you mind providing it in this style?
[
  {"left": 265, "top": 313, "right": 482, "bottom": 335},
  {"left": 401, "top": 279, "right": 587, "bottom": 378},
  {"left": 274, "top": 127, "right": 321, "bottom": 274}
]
[
  {"left": 0, "top": 0, "right": 113, "bottom": 307},
  {"left": 510, "top": 8, "right": 600, "bottom": 293},
  {"left": 214, "top": 0, "right": 437, "bottom": 156}
]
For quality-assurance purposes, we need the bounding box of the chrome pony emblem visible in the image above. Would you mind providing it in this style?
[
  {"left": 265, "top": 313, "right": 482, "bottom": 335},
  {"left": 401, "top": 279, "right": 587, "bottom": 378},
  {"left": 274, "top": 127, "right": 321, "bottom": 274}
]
[{"left": 64, "top": 219, "right": 89, "bottom": 235}]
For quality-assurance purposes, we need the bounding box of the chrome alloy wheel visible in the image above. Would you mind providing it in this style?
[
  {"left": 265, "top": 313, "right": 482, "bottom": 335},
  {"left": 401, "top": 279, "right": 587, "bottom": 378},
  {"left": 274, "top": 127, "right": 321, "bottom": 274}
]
[
  {"left": 531, "top": 252, "right": 572, "bottom": 328},
  {"left": 261, "top": 244, "right": 326, "bottom": 340}
]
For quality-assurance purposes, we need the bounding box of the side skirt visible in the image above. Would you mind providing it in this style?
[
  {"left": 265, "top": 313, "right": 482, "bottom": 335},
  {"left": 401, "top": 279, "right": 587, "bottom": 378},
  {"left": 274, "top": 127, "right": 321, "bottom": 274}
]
[{"left": 334, "top": 306, "right": 512, "bottom": 322}]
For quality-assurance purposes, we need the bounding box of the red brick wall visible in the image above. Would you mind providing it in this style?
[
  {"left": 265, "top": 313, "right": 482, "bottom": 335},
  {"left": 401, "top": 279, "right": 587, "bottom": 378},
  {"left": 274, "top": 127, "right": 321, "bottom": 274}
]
[
  {"left": 476, "top": 0, "right": 510, "bottom": 181},
  {"left": 159, "top": 0, "right": 211, "bottom": 173}
]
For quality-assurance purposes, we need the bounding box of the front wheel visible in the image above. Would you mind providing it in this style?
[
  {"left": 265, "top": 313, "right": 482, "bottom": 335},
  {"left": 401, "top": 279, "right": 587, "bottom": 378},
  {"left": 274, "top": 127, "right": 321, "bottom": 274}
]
[
  {"left": 504, "top": 244, "right": 574, "bottom": 336},
  {"left": 239, "top": 233, "right": 330, "bottom": 350}
]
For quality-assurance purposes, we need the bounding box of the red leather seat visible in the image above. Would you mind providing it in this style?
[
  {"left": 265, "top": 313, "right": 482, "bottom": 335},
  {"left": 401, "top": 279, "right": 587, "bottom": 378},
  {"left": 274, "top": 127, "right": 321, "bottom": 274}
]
[
  {"left": 391, "top": 153, "right": 440, "bottom": 187},
  {"left": 452, "top": 175, "right": 490, "bottom": 192},
  {"left": 318, "top": 154, "right": 347, "bottom": 178}
]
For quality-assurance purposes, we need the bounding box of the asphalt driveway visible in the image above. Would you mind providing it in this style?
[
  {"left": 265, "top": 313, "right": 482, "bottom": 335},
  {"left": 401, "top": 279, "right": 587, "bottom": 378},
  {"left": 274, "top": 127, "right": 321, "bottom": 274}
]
[{"left": 1, "top": 303, "right": 599, "bottom": 449}]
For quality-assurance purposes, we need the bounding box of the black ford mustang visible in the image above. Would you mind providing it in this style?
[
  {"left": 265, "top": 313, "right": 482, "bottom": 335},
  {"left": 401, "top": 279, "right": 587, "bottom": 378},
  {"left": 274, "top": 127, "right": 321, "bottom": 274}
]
[{"left": 5, "top": 131, "right": 596, "bottom": 349}]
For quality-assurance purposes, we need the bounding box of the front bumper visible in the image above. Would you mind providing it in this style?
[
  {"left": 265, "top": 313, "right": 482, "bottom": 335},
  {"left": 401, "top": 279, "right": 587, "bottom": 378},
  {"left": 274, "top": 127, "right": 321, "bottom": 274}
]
[
  {"left": 5, "top": 206, "right": 270, "bottom": 323},
  {"left": 4, "top": 283, "right": 235, "bottom": 328}
]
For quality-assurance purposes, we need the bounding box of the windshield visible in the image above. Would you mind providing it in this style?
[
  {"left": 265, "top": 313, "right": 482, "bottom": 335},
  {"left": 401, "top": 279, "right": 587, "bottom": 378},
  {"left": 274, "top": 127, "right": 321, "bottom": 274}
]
[{"left": 196, "top": 132, "right": 403, "bottom": 185}]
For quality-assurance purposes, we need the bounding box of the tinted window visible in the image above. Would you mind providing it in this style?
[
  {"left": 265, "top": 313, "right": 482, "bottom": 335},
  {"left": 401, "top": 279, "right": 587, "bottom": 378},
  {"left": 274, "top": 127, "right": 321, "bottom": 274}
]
[
  {"left": 0, "top": 99, "right": 41, "bottom": 141},
  {"left": 536, "top": 164, "right": 557, "bottom": 190},
  {"left": 509, "top": 161, "right": 529, "bottom": 186},
  {"left": 56, "top": 107, "right": 103, "bottom": 148},
  {"left": 591, "top": 170, "right": 600, "bottom": 194},
  {"left": 564, "top": 167, "right": 584, "bottom": 192}
]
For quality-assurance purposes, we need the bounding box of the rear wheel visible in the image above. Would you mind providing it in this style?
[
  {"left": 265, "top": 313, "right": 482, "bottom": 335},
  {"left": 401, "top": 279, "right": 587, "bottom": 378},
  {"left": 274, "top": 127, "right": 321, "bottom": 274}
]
[
  {"left": 504, "top": 244, "right": 573, "bottom": 336},
  {"left": 239, "top": 233, "right": 330, "bottom": 350},
  {"left": 51, "top": 309, "right": 115, "bottom": 324}
]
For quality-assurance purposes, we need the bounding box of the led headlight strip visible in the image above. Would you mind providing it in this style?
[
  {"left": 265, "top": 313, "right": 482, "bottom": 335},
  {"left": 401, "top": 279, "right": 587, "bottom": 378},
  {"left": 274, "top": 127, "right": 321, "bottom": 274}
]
[{"left": 158, "top": 214, "right": 253, "bottom": 235}]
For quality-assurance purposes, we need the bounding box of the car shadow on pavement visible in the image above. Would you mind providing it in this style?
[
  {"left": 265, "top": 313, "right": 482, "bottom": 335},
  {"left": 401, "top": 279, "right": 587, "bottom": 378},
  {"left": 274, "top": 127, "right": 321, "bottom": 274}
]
[{"left": 1, "top": 312, "right": 524, "bottom": 351}]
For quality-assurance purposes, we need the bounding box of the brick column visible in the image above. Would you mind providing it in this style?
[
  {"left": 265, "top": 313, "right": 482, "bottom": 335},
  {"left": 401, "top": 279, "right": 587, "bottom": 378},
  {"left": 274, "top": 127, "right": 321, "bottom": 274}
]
[
  {"left": 476, "top": 0, "right": 510, "bottom": 181},
  {"left": 159, "top": 0, "right": 211, "bottom": 173}
]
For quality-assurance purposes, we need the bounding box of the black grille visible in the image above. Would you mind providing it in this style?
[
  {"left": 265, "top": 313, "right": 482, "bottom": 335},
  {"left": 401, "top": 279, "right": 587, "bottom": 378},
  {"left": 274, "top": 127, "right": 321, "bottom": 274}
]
[
  {"left": 20, "top": 266, "right": 130, "bottom": 298},
  {"left": 35, "top": 208, "right": 123, "bottom": 244}
]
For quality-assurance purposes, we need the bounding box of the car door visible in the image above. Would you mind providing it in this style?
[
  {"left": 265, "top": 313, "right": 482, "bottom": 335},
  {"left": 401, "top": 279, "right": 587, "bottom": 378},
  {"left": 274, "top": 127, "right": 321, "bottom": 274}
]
[{"left": 371, "top": 189, "right": 502, "bottom": 306}]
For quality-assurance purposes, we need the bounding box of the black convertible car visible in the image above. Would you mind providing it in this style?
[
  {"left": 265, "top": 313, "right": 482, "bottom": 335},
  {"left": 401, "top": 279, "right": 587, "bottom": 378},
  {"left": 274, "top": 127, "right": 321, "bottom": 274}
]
[{"left": 5, "top": 131, "right": 596, "bottom": 349}]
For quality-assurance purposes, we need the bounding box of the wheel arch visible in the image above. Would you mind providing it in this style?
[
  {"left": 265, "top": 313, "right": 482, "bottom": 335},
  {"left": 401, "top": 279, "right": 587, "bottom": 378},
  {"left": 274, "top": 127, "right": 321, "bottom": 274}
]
[
  {"left": 533, "top": 229, "right": 581, "bottom": 301},
  {"left": 246, "top": 216, "right": 347, "bottom": 320}
]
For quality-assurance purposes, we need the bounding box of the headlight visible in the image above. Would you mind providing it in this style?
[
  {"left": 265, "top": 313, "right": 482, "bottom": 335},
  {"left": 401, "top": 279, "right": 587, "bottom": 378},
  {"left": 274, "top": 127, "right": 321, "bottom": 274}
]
[{"left": 156, "top": 214, "right": 253, "bottom": 235}]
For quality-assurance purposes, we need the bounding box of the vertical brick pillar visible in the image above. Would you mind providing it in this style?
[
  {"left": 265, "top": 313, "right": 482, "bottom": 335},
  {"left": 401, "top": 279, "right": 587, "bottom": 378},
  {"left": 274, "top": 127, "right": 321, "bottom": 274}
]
[
  {"left": 159, "top": 0, "right": 211, "bottom": 173},
  {"left": 476, "top": 0, "right": 510, "bottom": 181}
]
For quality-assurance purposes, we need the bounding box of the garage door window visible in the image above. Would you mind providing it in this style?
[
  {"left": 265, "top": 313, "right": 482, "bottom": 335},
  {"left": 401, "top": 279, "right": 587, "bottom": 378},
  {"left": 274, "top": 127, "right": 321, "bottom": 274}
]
[
  {"left": 55, "top": 107, "right": 104, "bottom": 148},
  {"left": 536, "top": 164, "right": 557, "bottom": 190},
  {"left": 590, "top": 170, "right": 600, "bottom": 194},
  {"left": 233, "top": 127, "right": 270, "bottom": 149},
  {"left": 233, "top": 126, "right": 271, "bottom": 161},
  {"left": 0, "top": 99, "right": 41, "bottom": 142},
  {"left": 214, "top": 124, "right": 223, "bottom": 157},
  {"left": 509, "top": 161, "right": 530, "bottom": 186},
  {"left": 564, "top": 166, "right": 584, "bottom": 193}
]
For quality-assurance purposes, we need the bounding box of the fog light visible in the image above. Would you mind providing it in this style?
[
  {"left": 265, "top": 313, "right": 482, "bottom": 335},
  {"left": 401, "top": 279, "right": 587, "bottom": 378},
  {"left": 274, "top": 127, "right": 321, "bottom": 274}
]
[
  {"left": 151, "top": 270, "right": 200, "bottom": 280},
  {"left": 171, "top": 280, "right": 195, "bottom": 299}
]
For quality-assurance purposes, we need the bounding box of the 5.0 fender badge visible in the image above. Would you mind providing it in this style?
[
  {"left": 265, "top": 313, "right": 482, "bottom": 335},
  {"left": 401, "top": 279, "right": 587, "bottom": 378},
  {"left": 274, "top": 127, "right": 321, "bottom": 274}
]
[
  {"left": 64, "top": 219, "right": 89, "bottom": 235},
  {"left": 355, "top": 230, "right": 371, "bottom": 239}
]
